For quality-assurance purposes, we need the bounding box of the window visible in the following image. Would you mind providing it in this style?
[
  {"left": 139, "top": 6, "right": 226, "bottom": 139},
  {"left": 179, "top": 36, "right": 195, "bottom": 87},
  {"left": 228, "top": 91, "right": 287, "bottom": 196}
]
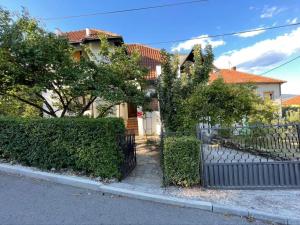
[
  {"left": 264, "top": 91, "right": 274, "bottom": 100},
  {"left": 73, "top": 51, "right": 82, "bottom": 61}
]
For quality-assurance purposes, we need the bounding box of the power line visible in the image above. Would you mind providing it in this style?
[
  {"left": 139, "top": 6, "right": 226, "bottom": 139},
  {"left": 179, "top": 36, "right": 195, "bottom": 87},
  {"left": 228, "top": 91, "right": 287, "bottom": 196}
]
[
  {"left": 40, "top": 0, "right": 208, "bottom": 21},
  {"left": 260, "top": 55, "right": 300, "bottom": 75},
  {"left": 145, "top": 22, "right": 300, "bottom": 45}
]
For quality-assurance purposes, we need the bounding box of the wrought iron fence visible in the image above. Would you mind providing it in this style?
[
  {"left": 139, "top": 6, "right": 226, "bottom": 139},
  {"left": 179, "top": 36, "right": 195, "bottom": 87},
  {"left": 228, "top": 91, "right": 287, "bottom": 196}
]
[
  {"left": 198, "top": 123, "right": 300, "bottom": 189},
  {"left": 198, "top": 123, "right": 300, "bottom": 163},
  {"left": 119, "top": 131, "right": 136, "bottom": 179}
]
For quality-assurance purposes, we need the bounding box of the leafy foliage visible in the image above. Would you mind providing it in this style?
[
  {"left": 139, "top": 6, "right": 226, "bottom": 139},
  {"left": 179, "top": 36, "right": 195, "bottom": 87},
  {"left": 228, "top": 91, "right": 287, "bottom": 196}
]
[
  {"left": 182, "top": 79, "right": 261, "bottom": 128},
  {"left": 163, "top": 136, "right": 200, "bottom": 187},
  {"left": 157, "top": 50, "right": 181, "bottom": 132},
  {"left": 158, "top": 43, "right": 277, "bottom": 131},
  {"left": 248, "top": 98, "right": 280, "bottom": 125},
  {"left": 283, "top": 106, "right": 300, "bottom": 123},
  {"left": 158, "top": 45, "right": 216, "bottom": 132},
  {"left": 0, "top": 117, "right": 126, "bottom": 179},
  {"left": 0, "top": 94, "right": 40, "bottom": 117},
  {"left": 0, "top": 8, "right": 147, "bottom": 118}
]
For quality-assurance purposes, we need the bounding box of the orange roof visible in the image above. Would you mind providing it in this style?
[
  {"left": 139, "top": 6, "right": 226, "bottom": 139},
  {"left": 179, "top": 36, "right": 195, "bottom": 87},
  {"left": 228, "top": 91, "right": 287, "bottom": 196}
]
[
  {"left": 210, "top": 69, "right": 286, "bottom": 84},
  {"left": 63, "top": 29, "right": 122, "bottom": 43},
  {"left": 126, "top": 44, "right": 161, "bottom": 80},
  {"left": 283, "top": 96, "right": 300, "bottom": 106}
]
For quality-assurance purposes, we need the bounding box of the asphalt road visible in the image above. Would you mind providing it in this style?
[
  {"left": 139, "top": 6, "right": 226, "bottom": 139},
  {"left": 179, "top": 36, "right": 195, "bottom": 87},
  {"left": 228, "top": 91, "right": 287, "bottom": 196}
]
[{"left": 0, "top": 172, "right": 268, "bottom": 225}]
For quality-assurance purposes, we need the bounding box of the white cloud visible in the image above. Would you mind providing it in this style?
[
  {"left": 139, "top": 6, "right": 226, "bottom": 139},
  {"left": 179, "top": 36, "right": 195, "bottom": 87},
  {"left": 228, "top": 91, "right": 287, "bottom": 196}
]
[
  {"left": 235, "top": 29, "right": 265, "bottom": 38},
  {"left": 260, "top": 6, "right": 284, "bottom": 18},
  {"left": 171, "top": 35, "right": 225, "bottom": 52},
  {"left": 286, "top": 17, "right": 298, "bottom": 24},
  {"left": 214, "top": 27, "right": 300, "bottom": 73}
]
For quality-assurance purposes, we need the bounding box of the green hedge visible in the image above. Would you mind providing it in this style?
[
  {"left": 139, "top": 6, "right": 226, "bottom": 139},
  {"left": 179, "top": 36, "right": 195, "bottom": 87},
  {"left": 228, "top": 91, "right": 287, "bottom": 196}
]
[
  {"left": 163, "top": 136, "right": 200, "bottom": 187},
  {"left": 0, "top": 117, "right": 125, "bottom": 179}
]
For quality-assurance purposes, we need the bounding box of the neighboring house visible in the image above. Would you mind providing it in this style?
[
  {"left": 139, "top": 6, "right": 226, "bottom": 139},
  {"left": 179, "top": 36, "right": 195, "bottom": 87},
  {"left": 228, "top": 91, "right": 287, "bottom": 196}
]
[
  {"left": 283, "top": 96, "right": 300, "bottom": 107},
  {"left": 45, "top": 28, "right": 162, "bottom": 136},
  {"left": 210, "top": 68, "right": 286, "bottom": 107},
  {"left": 180, "top": 51, "right": 286, "bottom": 114}
]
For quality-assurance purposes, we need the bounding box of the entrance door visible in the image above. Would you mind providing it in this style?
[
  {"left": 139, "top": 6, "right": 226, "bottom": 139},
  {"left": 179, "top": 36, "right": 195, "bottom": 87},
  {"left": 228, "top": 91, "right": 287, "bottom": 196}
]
[{"left": 127, "top": 103, "right": 137, "bottom": 118}]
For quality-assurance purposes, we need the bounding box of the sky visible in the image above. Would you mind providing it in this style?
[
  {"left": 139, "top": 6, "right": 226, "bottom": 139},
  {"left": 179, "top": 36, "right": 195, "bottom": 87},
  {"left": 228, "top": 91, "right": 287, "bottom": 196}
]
[{"left": 1, "top": 0, "right": 300, "bottom": 94}]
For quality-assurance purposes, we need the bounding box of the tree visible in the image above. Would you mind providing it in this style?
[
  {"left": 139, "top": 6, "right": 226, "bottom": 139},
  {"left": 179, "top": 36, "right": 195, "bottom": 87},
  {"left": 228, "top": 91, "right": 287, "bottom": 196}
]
[
  {"left": 158, "top": 43, "right": 280, "bottom": 132},
  {"left": 157, "top": 50, "right": 180, "bottom": 132},
  {"left": 248, "top": 98, "right": 280, "bottom": 125},
  {"left": 284, "top": 108, "right": 300, "bottom": 123},
  {"left": 0, "top": 8, "right": 147, "bottom": 118},
  {"left": 179, "top": 44, "right": 214, "bottom": 99},
  {"left": 158, "top": 45, "right": 215, "bottom": 132},
  {"left": 181, "top": 79, "right": 261, "bottom": 128}
]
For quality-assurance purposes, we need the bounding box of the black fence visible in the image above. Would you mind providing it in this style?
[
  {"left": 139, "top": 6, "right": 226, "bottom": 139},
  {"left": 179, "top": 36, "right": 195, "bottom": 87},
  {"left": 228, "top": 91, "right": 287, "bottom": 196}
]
[
  {"left": 198, "top": 123, "right": 300, "bottom": 189},
  {"left": 119, "top": 132, "right": 136, "bottom": 179}
]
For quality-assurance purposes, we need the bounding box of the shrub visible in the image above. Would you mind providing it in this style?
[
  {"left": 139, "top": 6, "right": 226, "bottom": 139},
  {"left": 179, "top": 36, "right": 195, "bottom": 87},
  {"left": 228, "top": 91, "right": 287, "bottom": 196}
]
[
  {"left": 0, "top": 117, "right": 125, "bottom": 179},
  {"left": 163, "top": 136, "right": 200, "bottom": 187}
]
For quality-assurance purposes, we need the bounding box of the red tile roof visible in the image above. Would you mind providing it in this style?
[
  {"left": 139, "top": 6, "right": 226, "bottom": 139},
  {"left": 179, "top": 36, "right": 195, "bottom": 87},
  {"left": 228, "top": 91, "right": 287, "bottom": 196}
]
[
  {"left": 210, "top": 69, "right": 286, "bottom": 84},
  {"left": 126, "top": 44, "right": 161, "bottom": 80},
  {"left": 63, "top": 29, "right": 122, "bottom": 43},
  {"left": 283, "top": 96, "right": 300, "bottom": 106}
]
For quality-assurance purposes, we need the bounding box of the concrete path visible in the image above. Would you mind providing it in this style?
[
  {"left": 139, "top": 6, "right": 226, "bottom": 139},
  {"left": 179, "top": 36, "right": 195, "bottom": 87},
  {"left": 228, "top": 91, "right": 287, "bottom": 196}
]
[
  {"left": 0, "top": 172, "right": 266, "bottom": 225},
  {"left": 122, "top": 136, "right": 163, "bottom": 188}
]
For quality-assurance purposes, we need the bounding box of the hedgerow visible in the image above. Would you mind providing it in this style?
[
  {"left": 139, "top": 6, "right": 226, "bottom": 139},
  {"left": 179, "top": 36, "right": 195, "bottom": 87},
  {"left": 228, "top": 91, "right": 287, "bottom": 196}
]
[
  {"left": 163, "top": 136, "right": 200, "bottom": 187},
  {"left": 0, "top": 117, "right": 125, "bottom": 179}
]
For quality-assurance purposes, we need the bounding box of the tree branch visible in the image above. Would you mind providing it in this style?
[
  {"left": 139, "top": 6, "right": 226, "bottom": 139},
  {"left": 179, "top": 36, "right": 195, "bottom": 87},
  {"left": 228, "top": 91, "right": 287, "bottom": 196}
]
[
  {"left": 35, "top": 93, "right": 57, "bottom": 117},
  {"left": 7, "top": 93, "right": 56, "bottom": 117},
  {"left": 79, "top": 96, "right": 97, "bottom": 116},
  {"left": 51, "top": 83, "right": 66, "bottom": 107},
  {"left": 97, "top": 102, "right": 120, "bottom": 118}
]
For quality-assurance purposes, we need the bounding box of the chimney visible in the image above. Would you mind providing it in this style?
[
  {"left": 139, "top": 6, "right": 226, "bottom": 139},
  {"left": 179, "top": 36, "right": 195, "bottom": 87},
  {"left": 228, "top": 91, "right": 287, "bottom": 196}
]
[
  {"left": 54, "top": 28, "right": 63, "bottom": 36},
  {"left": 231, "top": 66, "right": 237, "bottom": 71},
  {"left": 85, "top": 28, "right": 90, "bottom": 37}
]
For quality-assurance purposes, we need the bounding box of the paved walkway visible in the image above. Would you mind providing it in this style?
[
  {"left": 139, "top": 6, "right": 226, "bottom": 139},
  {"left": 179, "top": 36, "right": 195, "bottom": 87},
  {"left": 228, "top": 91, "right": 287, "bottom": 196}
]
[{"left": 121, "top": 136, "right": 163, "bottom": 188}]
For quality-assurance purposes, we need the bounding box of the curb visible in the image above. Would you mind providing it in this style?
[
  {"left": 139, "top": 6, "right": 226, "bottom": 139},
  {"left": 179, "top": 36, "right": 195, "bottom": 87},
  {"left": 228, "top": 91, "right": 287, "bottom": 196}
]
[{"left": 0, "top": 163, "right": 295, "bottom": 225}]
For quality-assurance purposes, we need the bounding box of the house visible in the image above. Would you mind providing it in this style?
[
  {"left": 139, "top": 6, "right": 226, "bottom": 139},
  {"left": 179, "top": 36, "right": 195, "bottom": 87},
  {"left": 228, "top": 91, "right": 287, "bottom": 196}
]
[
  {"left": 283, "top": 96, "right": 300, "bottom": 107},
  {"left": 46, "top": 28, "right": 162, "bottom": 136},
  {"left": 180, "top": 51, "right": 286, "bottom": 113},
  {"left": 126, "top": 44, "right": 162, "bottom": 136},
  {"left": 210, "top": 68, "right": 286, "bottom": 106}
]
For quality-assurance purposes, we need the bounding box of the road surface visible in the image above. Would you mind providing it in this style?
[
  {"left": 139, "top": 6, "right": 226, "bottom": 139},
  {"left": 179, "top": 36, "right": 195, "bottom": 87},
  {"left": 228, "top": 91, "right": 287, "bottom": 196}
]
[{"left": 0, "top": 172, "right": 268, "bottom": 225}]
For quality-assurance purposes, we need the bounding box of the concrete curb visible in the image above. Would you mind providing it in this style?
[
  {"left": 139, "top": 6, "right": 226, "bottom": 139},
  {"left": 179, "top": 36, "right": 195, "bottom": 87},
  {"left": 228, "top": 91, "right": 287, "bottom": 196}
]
[{"left": 0, "top": 163, "right": 295, "bottom": 225}]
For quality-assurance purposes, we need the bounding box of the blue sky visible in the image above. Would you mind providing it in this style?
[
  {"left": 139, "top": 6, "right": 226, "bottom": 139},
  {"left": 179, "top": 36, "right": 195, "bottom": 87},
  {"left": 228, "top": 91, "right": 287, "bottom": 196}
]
[{"left": 1, "top": 0, "right": 300, "bottom": 94}]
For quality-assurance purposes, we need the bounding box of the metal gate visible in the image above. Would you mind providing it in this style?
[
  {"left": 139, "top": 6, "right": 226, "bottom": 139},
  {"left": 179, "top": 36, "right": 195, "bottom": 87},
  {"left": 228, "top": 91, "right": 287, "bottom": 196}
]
[
  {"left": 119, "top": 131, "right": 137, "bottom": 179},
  {"left": 198, "top": 124, "right": 300, "bottom": 189}
]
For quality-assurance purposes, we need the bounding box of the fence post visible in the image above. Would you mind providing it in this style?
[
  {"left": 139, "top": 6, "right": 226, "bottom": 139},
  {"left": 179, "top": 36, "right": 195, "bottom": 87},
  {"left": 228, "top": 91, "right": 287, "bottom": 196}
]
[
  {"left": 196, "top": 124, "right": 206, "bottom": 187},
  {"left": 296, "top": 124, "right": 300, "bottom": 150},
  {"left": 160, "top": 130, "right": 166, "bottom": 186}
]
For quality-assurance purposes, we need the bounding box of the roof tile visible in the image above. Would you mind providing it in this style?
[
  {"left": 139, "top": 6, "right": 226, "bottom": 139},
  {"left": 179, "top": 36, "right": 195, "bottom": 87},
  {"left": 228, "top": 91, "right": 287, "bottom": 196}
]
[
  {"left": 63, "top": 29, "right": 122, "bottom": 43},
  {"left": 210, "top": 69, "right": 286, "bottom": 84},
  {"left": 283, "top": 96, "right": 300, "bottom": 106},
  {"left": 126, "top": 44, "right": 161, "bottom": 80}
]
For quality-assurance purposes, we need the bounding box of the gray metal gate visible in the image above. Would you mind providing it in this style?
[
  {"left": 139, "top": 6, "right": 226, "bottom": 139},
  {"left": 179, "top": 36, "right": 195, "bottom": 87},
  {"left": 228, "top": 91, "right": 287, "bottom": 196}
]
[{"left": 198, "top": 124, "right": 300, "bottom": 189}]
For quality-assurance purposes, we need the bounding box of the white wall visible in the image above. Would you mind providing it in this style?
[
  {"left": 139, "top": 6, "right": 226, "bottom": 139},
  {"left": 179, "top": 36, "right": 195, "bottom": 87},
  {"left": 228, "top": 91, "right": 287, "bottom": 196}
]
[
  {"left": 256, "top": 83, "right": 283, "bottom": 115},
  {"left": 142, "top": 111, "right": 161, "bottom": 136},
  {"left": 256, "top": 84, "right": 282, "bottom": 105}
]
